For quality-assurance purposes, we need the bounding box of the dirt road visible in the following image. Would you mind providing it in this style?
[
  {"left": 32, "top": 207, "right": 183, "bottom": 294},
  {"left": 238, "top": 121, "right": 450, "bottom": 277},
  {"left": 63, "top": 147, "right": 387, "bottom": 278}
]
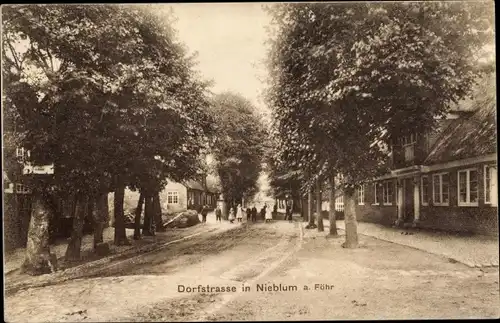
[{"left": 4, "top": 220, "right": 499, "bottom": 322}]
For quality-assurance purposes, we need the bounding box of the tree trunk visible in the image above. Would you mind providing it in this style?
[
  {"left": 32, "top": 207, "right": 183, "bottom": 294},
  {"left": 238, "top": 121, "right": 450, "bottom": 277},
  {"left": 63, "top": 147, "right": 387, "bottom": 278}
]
[
  {"left": 343, "top": 187, "right": 359, "bottom": 248},
  {"left": 103, "top": 192, "right": 109, "bottom": 228},
  {"left": 224, "top": 199, "right": 230, "bottom": 220},
  {"left": 93, "top": 193, "right": 107, "bottom": 249},
  {"left": 142, "top": 194, "right": 154, "bottom": 236},
  {"left": 21, "top": 194, "right": 53, "bottom": 275},
  {"left": 65, "top": 194, "right": 87, "bottom": 262},
  {"left": 308, "top": 189, "right": 314, "bottom": 226},
  {"left": 301, "top": 197, "right": 307, "bottom": 222},
  {"left": 85, "top": 196, "right": 94, "bottom": 237},
  {"left": 328, "top": 176, "right": 338, "bottom": 236},
  {"left": 316, "top": 178, "right": 324, "bottom": 232},
  {"left": 134, "top": 192, "right": 145, "bottom": 240},
  {"left": 153, "top": 191, "right": 165, "bottom": 232},
  {"left": 113, "top": 179, "right": 130, "bottom": 245}
]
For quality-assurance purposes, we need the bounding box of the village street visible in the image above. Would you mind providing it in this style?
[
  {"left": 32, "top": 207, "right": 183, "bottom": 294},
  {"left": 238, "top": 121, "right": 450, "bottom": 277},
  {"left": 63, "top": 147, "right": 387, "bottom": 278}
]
[
  {"left": 4, "top": 214, "right": 499, "bottom": 322},
  {"left": 3, "top": 3, "right": 498, "bottom": 323}
]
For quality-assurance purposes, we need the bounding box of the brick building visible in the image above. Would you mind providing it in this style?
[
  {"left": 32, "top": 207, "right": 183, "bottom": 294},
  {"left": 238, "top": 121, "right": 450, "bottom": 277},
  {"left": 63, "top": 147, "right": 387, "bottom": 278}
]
[{"left": 354, "top": 73, "right": 497, "bottom": 235}]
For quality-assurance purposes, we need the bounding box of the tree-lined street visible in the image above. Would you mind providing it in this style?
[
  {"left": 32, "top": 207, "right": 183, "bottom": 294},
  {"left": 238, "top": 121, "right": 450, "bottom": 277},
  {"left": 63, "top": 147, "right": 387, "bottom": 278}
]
[
  {"left": 5, "top": 217, "right": 499, "bottom": 321},
  {"left": 2, "top": 2, "right": 498, "bottom": 321}
]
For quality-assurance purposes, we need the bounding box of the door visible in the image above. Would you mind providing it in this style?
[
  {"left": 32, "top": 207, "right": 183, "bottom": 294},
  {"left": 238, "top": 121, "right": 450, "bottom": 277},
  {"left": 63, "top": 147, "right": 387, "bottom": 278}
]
[{"left": 403, "top": 178, "right": 414, "bottom": 223}]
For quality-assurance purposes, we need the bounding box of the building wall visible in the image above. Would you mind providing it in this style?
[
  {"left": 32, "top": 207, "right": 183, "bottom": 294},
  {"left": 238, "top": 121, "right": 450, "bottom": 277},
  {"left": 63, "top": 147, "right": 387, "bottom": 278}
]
[
  {"left": 3, "top": 193, "right": 32, "bottom": 251},
  {"left": 419, "top": 206, "right": 497, "bottom": 235},
  {"left": 188, "top": 189, "right": 215, "bottom": 212},
  {"left": 4, "top": 194, "right": 21, "bottom": 251},
  {"left": 161, "top": 182, "right": 188, "bottom": 214},
  {"left": 110, "top": 183, "right": 189, "bottom": 222},
  {"left": 206, "top": 192, "right": 218, "bottom": 209},
  {"left": 418, "top": 161, "right": 498, "bottom": 235},
  {"left": 355, "top": 181, "right": 398, "bottom": 226},
  {"left": 355, "top": 160, "right": 498, "bottom": 236}
]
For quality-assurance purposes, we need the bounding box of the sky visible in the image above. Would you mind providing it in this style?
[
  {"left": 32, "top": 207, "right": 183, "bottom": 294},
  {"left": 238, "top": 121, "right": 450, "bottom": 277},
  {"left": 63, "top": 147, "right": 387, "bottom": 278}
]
[{"left": 152, "top": 3, "right": 272, "bottom": 116}]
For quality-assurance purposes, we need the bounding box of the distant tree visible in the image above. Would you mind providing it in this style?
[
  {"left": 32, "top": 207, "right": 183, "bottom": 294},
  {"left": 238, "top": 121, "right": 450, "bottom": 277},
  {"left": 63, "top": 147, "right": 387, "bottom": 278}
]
[
  {"left": 265, "top": 2, "right": 493, "bottom": 247},
  {"left": 210, "top": 92, "right": 267, "bottom": 214}
]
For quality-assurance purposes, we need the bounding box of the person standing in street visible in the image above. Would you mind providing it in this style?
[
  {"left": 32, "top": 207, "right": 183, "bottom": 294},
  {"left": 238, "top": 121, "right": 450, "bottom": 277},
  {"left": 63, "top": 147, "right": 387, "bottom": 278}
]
[
  {"left": 229, "top": 206, "right": 236, "bottom": 223},
  {"left": 260, "top": 204, "right": 267, "bottom": 221},
  {"left": 265, "top": 204, "right": 273, "bottom": 223},
  {"left": 286, "top": 198, "right": 293, "bottom": 223},
  {"left": 201, "top": 204, "right": 208, "bottom": 223},
  {"left": 251, "top": 205, "right": 257, "bottom": 223},
  {"left": 236, "top": 204, "right": 243, "bottom": 222},
  {"left": 215, "top": 205, "right": 222, "bottom": 223},
  {"left": 246, "top": 207, "right": 251, "bottom": 222}
]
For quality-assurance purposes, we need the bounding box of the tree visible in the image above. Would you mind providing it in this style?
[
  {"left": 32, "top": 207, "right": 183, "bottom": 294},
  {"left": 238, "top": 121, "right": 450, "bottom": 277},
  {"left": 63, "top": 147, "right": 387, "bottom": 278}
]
[
  {"left": 3, "top": 4, "right": 214, "bottom": 269},
  {"left": 266, "top": 136, "right": 304, "bottom": 213},
  {"left": 265, "top": 2, "right": 493, "bottom": 247},
  {"left": 133, "top": 192, "right": 145, "bottom": 240},
  {"left": 210, "top": 92, "right": 267, "bottom": 213},
  {"left": 327, "top": 176, "right": 338, "bottom": 236}
]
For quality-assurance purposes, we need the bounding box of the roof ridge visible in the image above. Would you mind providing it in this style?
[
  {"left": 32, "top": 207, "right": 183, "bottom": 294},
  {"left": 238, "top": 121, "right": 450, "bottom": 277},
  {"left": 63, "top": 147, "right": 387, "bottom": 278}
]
[
  {"left": 423, "top": 93, "right": 496, "bottom": 165},
  {"left": 423, "top": 117, "right": 464, "bottom": 165}
]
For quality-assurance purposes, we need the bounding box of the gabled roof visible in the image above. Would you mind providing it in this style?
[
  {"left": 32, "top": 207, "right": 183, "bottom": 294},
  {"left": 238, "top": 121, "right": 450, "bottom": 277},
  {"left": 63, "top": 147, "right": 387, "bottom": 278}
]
[
  {"left": 424, "top": 73, "right": 497, "bottom": 165},
  {"left": 184, "top": 180, "right": 205, "bottom": 191}
]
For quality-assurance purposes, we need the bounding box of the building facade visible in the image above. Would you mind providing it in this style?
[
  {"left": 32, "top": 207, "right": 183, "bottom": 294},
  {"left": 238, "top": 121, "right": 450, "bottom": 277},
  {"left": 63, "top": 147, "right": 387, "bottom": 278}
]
[
  {"left": 160, "top": 175, "right": 219, "bottom": 214},
  {"left": 354, "top": 74, "right": 497, "bottom": 235},
  {"left": 3, "top": 171, "right": 32, "bottom": 251}
]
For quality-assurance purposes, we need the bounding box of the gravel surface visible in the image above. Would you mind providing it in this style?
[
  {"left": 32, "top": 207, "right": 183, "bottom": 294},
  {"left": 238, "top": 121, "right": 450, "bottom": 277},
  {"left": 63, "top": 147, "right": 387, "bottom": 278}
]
[{"left": 4, "top": 220, "right": 499, "bottom": 322}]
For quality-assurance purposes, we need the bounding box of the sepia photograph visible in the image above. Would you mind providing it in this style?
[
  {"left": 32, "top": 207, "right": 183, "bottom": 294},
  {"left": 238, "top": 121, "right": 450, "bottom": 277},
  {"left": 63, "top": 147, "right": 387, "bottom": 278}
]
[{"left": 2, "top": 1, "right": 498, "bottom": 321}]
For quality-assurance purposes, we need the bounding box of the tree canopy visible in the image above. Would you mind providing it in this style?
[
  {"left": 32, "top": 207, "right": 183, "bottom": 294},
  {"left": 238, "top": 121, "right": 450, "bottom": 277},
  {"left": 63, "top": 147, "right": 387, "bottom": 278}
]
[
  {"left": 3, "top": 4, "right": 214, "bottom": 196},
  {"left": 265, "top": 1, "right": 494, "bottom": 245},
  {"left": 2, "top": 4, "right": 216, "bottom": 264},
  {"left": 210, "top": 92, "right": 268, "bottom": 206},
  {"left": 265, "top": 1, "right": 494, "bottom": 189}
]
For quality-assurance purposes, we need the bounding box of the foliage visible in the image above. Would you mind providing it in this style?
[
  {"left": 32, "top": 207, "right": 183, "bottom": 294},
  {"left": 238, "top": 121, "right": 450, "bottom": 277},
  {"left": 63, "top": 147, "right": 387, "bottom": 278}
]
[
  {"left": 210, "top": 92, "right": 267, "bottom": 204},
  {"left": 265, "top": 2, "right": 494, "bottom": 188},
  {"left": 266, "top": 134, "right": 304, "bottom": 199},
  {"left": 2, "top": 4, "right": 214, "bottom": 197}
]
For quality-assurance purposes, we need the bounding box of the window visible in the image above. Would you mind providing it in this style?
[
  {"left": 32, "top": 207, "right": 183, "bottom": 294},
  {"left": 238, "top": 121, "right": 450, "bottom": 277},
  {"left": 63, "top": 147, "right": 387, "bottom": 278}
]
[
  {"left": 15, "top": 183, "right": 31, "bottom": 194},
  {"left": 400, "top": 134, "right": 416, "bottom": 162},
  {"left": 382, "top": 181, "right": 393, "bottom": 205},
  {"left": 484, "top": 165, "right": 498, "bottom": 206},
  {"left": 16, "top": 147, "right": 30, "bottom": 160},
  {"left": 357, "top": 184, "right": 365, "bottom": 205},
  {"left": 457, "top": 169, "right": 479, "bottom": 206},
  {"left": 373, "top": 183, "right": 379, "bottom": 205},
  {"left": 335, "top": 195, "right": 344, "bottom": 212},
  {"left": 433, "top": 173, "right": 449, "bottom": 206},
  {"left": 400, "top": 133, "right": 416, "bottom": 146},
  {"left": 16, "top": 147, "right": 25, "bottom": 158},
  {"left": 421, "top": 175, "right": 429, "bottom": 206},
  {"left": 167, "top": 191, "right": 179, "bottom": 204}
]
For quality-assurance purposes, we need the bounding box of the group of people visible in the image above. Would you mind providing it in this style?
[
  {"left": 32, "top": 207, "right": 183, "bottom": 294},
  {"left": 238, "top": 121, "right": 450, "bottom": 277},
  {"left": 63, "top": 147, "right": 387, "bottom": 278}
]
[
  {"left": 226, "top": 203, "right": 274, "bottom": 223},
  {"left": 207, "top": 200, "right": 294, "bottom": 224}
]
